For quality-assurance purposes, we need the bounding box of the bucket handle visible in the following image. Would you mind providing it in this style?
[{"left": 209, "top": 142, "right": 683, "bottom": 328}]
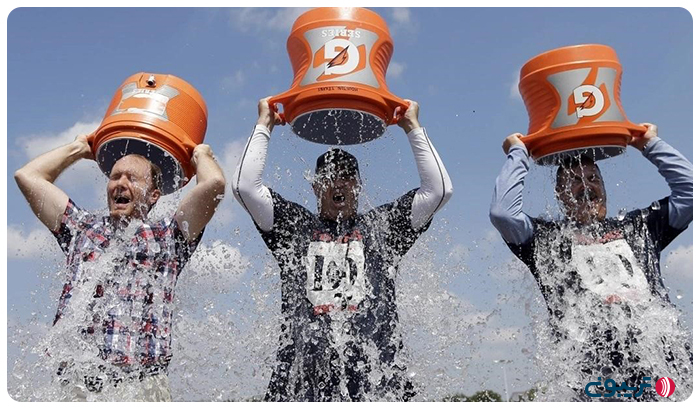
[
  {"left": 384, "top": 95, "right": 410, "bottom": 125},
  {"left": 269, "top": 89, "right": 411, "bottom": 126},
  {"left": 629, "top": 123, "right": 648, "bottom": 136},
  {"left": 269, "top": 90, "right": 299, "bottom": 125},
  {"left": 86, "top": 132, "right": 96, "bottom": 151}
]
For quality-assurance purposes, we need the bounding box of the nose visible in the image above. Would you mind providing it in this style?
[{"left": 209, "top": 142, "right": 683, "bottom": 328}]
[{"left": 111, "top": 173, "right": 131, "bottom": 190}]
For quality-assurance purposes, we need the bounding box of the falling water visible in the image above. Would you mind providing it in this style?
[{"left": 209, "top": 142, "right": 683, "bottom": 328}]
[{"left": 7, "top": 118, "right": 692, "bottom": 402}]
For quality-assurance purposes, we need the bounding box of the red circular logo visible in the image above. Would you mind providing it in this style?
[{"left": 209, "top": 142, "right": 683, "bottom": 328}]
[{"left": 655, "top": 377, "right": 676, "bottom": 397}]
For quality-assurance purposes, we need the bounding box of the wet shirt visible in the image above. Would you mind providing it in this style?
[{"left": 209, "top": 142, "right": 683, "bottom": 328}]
[
  {"left": 507, "top": 197, "right": 683, "bottom": 318},
  {"left": 258, "top": 189, "right": 429, "bottom": 401},
  {"left": 507, "top": 197, "right": 688, "bottom": 396},
  {"left": 52, "top": 199, "right": 202, "bottom": 370}
]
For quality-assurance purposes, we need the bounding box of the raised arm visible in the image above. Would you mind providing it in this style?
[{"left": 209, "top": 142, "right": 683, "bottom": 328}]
[
  {"left": 631, "top": 123, "right": 693, "bottom": 229},
  {"left": 174, "top": 144, "right": 226, "bottom": 242},
  {"left": 489, "top": 134, "right": 534, "bottom": 245},
  {"left": 14, "top": 134, "right": 93, "bottom": 231},
  {"left": 397, "top": 100, "right": 454, "bottom": 230},
  {"left": 231, "top": 97, "right": 284, "bottom": 232}
]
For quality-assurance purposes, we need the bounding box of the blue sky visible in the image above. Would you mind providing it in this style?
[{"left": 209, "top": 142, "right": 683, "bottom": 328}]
[{"left": 4, "top": 7, "right": 693, "bottom": 401}]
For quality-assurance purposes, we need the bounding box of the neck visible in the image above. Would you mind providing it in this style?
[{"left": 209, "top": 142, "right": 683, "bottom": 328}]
[
  {"left": 109, "top": 213, "right": 145, "bottom": 228},
  {"left": 320, "top": 212, "right": 355, "bottom": 224}
]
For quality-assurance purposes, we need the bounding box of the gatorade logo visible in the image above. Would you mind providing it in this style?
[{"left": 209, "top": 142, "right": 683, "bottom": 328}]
[
  {"left": 566, "top": 67, "right": 611, "bottom": 123},
  {"left": 313, "top": 37, "right": 366, "bottom": 81},
  {"left": 300, "top": 26, "right": 379, "bottom": 87},
  {"left": 655, "top": 377, "right": 675, "bottom": 397},
  {"left": 571, "top": 85, "right": 605, "bottom": 118},
  {"left": 111, "top": 82, "right": 179, "bottom": 121},
  {"left": 548, "top": 67, "right": 623, "bottom": 129},
  {"left": 320, "top": 39, "right": 362, "bottom": 76}
]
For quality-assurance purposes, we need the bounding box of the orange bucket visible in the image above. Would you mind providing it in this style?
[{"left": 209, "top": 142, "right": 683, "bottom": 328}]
[
  {"left": 89, "top": 72, "right": 207, "bottom": 194},
  {"left": 270, "top": 7, "right": 408, "bottom": 145},
  {"left": 518, "top": 44, "right": 646, "bottom": 164}
]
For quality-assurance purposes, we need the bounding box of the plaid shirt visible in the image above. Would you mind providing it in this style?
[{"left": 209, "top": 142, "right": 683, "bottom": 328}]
[{"left": 52, "top": 199, "right": 201, "bottom": 371}]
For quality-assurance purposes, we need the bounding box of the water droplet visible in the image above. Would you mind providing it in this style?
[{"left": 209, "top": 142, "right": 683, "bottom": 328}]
[
  {"left": 617, "top": 208, "right": 627, "bottom": 221},
  {"left": 676, "top": 290, "right": 683, "bottom": 300}
]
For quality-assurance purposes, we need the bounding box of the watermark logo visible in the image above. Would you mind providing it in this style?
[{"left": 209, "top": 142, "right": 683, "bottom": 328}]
[
  {"left": 584, "top": 377, "right": 652, "bottom": 398},
  {"left": 585, "top": 376, "right": 677, "bottom": 398},
  {"left": 655, "top": 377, "right": 675, "bottom": 397}
]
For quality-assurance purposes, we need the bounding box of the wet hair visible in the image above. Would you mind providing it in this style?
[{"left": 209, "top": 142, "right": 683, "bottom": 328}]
[
  {"left": 314, "top": 148, "right": 361, "bottom": 184},
  {"left": 555, "top": 155, "right": 600, "bottom": 186}
]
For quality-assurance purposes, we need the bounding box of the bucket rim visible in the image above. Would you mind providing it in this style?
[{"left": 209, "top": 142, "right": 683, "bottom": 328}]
[
  {"left": 290, "top": 7, "right": 390, "bottom": 34},
  {"left": 95, "top": 136, "right": 186, "bottom": 195},
  {"left": 535, "top": 145, "right": 627, "bottom": 165},
  {"left": 520, "top": 43, "right": 619, "bottom": 78},
  {"left": 289, "top": 107, "right": 385, "bottom": 128},
  {"left": 289, "top": 108, "right": 387, "bottom": 145}
]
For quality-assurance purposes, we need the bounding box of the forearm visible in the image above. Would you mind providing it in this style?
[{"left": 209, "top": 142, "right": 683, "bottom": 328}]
[
  {"left": 643, "top": 137, "right": 693, "bottom": 229},
  {"left": 231, "top": 125, "right": 274, "bottom": 231},
  {"left": 14, "top": 141, "right": 85, "bottom": 231},
  {"left": 489, "top": 145, "right": 534, "bottom": 244},
  {"left": 175, "top": 153, "right": 225, "bottom": 241},
  {"left": 15, "top": 141, "right": 85, "bottom": 184},
  {"left": 406, "top": 127, "right": 453, "bottom": 229}
]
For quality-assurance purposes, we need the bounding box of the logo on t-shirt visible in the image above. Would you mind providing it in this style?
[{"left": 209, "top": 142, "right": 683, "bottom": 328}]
[
  {"left": 305, "top": 233, "right": 366, "bottom": 315},
  {"left": 571, "top": 238, "right": 650, "bottom": 304}
]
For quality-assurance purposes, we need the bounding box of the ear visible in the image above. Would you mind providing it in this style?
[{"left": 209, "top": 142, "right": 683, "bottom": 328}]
[
  {"left": 312, "top": 181, "right": 322, "bottom": 199},
  {"left": 149, "top": 188, "right": 161, "bottom": 206}
]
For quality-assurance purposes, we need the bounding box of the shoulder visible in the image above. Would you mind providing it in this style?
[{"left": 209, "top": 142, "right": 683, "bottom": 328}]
[
  {"left": 368, "top": 189, "right": 419, "bottom": 215},
  {"left": 269, "top": 188, "right": 314, "bottom": 218}
]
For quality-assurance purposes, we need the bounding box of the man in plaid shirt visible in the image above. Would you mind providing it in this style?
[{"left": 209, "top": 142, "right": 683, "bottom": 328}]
[{"left": 15, "top": 134, "right": 226, "bottom": 401}]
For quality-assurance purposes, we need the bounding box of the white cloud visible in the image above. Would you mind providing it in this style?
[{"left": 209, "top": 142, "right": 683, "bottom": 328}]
[
  {"left": 6, "top": 226, "right": 62, "bottom": 260},
  {"left": 387, "top": 61, "right": 406, "bottom": 79},
  {"left": 16, "top": 120, "right": 106, "bottom": 207},
  {"left": 448, "top": 243, "right": 470, "bottom": 262},
  {"left": 509, "top": 70, "right": 521, "bottom": 100},
  {"left": 220, "top": 138, "right": 247, "bottom": 181},
  {"left": 216, "top": 138, "right": 249, "bottom": 225},
  {"left": 228, "top": 8, "right": 309, "bottom": 33},
  {"left": 18, "top": 121, "right": 100, "bottom": 159},
  {"left": 664, "top": 244, "right": 692, "bottom": 280},
  {"left": 391, "top": 7, "right": 411, "bottom": 25},
  {"left": 182, "top": 240, "right": 250, "bottom": 293},
  {"left": 221, "top": 69, "right": 246, "bottom": 90}
]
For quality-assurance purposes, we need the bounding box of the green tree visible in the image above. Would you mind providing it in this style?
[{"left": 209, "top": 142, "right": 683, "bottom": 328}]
[{"left": 443, "top": 390, "right": 503, "bottom": 402}]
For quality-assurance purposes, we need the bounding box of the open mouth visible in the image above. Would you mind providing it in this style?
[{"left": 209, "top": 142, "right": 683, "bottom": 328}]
[
  {"left": 114, "top": 195, "right": 132, "bottom": 205},
  {"left": 333, "top": 192, "right": 345, "bottom": 203}
]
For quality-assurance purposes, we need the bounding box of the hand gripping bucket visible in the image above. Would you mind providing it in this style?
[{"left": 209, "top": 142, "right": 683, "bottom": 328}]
[
  {"left": 270, "top": 7, "right": 408, "bottom": 145},
  {"left": 518, "top": 44, "right": 646, "bottom": 165},
  {"left": 88, "top": 73, "right": 207, "bottom": 194}
]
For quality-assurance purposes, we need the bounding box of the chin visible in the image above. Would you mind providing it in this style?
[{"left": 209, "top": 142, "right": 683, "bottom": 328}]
[{"left": 109, "top": 208, "right": 134, "bottom": 220}]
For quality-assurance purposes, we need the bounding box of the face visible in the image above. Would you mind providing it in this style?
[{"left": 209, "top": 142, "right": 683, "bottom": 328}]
[
  {"left": 106, "top": 155, "right": 160, "bottom": 221},
  {"left": 313, "top": 172, "right": 360, "bottom": 222},
  {"left": 556, "top": 160, "right": 607, "bottom": 225}
]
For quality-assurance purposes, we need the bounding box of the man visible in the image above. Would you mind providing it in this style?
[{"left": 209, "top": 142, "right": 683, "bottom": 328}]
[
  {"left": 489, "top": 123, "right": 693, "bottom": 401},
  {"left": 232, "top": 97, "right": 452, "bottom": 401},
  {"left": 14, "top": 134, "right": 226, "bottom": 401}
]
